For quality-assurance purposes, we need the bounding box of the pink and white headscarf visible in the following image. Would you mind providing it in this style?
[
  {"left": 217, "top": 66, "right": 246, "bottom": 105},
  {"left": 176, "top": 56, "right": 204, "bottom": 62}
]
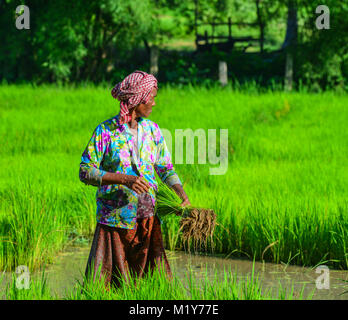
[{"left": 111, "top": 70, "right": 158, "bottom": 125}]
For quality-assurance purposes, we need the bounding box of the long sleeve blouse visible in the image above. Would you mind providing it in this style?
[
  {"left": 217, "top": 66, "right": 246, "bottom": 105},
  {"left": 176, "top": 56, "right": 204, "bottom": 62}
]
[{"left": 79, "top": 114, "right": 182, "bottom": 229}]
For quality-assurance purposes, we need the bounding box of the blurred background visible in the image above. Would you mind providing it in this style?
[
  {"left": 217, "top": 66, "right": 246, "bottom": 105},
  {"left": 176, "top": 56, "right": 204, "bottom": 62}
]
[{"left": 1, "top": 0, "right": 347, "bottom": 91}]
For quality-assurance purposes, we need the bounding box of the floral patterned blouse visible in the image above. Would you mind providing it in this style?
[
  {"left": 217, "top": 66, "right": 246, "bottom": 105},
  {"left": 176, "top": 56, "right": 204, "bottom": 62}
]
[{"left": 79, "top": 113, "right": 182, "bottom": 230}]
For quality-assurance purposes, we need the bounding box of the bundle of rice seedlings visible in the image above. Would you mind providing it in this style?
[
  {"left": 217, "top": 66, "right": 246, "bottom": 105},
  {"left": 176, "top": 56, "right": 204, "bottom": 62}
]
[{"left": 155, "top": 180, "right": 217, "bottom": 253}]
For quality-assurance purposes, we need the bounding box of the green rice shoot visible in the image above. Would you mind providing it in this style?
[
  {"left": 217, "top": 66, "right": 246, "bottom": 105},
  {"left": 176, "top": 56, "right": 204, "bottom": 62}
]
[{"left": 155, "top": 180, "right": 217, "bottom": 253}]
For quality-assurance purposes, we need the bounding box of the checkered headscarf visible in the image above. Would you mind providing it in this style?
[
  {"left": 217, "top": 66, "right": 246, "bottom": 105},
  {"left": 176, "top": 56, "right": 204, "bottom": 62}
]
[{"left": 111, "top": 70, "right": 158, "bottom": 125}]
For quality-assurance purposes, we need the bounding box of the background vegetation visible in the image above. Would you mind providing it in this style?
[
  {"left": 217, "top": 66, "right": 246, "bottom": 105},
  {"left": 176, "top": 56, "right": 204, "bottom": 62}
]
[
  {"left": 0, "top": 85, "right": 346, "bottom": 272},
  {"left": 0, "top": 0, "right": 347, "bottom": 90}
]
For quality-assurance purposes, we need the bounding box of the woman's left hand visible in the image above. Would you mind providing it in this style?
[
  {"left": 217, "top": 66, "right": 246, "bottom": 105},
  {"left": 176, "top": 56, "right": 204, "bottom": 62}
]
[
  {"left": 171, "top": 184, "right": 191, "bottom": 208},
  {"left": 180, "top": 197, "right": 191, "bottom": 207}
]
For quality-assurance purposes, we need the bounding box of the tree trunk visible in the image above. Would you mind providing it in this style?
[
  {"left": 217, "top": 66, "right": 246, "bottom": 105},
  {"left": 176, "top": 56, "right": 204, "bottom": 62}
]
[
  {"left": 219, "top": 61, "right": 228, "bottom": 87},
  {"left": 282, "top": 0, "right": 298, "bottom": 50},
  {"left": 143, "top": 38, "right": 151, "bottom": 57},
  {"left": 150, "top": 45, "right": 159, "bottom": 77},
  {"left": 282, "top": 0, "right": 298, "bottom": 91},
  {"left": 284, "top": 51, "right": 293, "bottom": 91},
  {"left": 255, "top": 0, "right": 265, "bottom": 53}
]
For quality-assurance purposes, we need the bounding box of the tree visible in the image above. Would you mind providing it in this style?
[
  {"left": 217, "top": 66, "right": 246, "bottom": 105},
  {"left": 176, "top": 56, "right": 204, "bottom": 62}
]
[
  {"left": 0, "top": 0, "right": 154, "bottom": 83},
  {"left": 282, "top": 0, "right": 298, "bottom": 91}
]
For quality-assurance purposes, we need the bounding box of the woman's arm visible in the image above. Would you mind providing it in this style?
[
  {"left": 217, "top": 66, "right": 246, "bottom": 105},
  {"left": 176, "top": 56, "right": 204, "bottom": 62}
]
[
  {"left": 153, "top": 126, "right": 181, "bottom": 184},
  {"left": 79, "top": 124, "right": 108, "bottom": 187},
  {"left": 171, "top": 183, "right": 191, "bottom": 207},
  {"left": 101, "top": 172, "right": 150, "bottom": 194},
  {"left": 153, "top": 125, "right": 191, "bottom": 207},
  {"left": 79, "top": 125, "right": 149, "bottom": 194}
]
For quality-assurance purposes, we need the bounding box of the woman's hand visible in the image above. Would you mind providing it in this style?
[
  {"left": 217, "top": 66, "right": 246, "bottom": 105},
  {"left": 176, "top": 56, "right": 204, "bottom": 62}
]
[
  {"left": 173, "top": 198, "right": 191, "bottom": 217},
  {"left": 180, "top": 197, "right": 191, "bottom": 207},
  {"left": 124, "top": 175, "right": 150, "bottom": 194},
  {"left": 170, "top": 184, "right": 191, "bottom": 208},
  {"left": 101, "top": 173, "right": 150, "bottom": 194}
]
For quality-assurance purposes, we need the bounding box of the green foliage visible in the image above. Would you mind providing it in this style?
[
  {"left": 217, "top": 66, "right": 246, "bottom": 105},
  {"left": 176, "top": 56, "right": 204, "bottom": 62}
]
[
  {"left": 0, "top": 1, "right": 347, "bottom": 89},
  {"left": 1, "top": 258, "right": 311, "bottom": 300},
  {"left": 2, "top": 84, "right": 347, "bottom": 272},
  {"left": 295, "top": 1, "right": 348, "bottom": 91},
  {"left": 4, "top": 267, "right": 57, "bottom": 300},
  {"left": 0, "top": 0, "right": 153, "bottom": 82},
  {"left": 155, "top": 179, "right": 185, "bottom": 218}
]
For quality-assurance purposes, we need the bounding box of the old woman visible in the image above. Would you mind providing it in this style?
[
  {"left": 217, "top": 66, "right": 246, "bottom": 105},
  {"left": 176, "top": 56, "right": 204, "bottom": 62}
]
[{"left": 79, "top": 70, "right": 190, "bottom": 289}]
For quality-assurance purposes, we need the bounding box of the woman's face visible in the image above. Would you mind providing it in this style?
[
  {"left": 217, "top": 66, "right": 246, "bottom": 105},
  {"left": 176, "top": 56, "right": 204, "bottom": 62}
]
[{"left": 135, "top": 87, "right": 157, "bottom": 118}]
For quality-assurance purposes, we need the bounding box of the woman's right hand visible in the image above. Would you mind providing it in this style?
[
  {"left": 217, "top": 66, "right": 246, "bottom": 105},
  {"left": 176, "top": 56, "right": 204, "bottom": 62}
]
[{"left": 123, "top": 175, "right": 150, "bottom": 194}]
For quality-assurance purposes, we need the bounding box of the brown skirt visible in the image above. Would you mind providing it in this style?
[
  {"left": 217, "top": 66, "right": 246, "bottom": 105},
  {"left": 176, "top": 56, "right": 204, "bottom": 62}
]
[{"left": 83, "top": 215, "right": 172, "bottom": 290}]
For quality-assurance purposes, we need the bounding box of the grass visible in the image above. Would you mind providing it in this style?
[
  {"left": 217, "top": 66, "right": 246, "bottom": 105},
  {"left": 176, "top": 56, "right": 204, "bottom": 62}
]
[
  {"left": 1, "top": 259, "right": 312, "bottom": 300},
  {"left": 0, "top": 83, "right": 347, "bottom": 273}
]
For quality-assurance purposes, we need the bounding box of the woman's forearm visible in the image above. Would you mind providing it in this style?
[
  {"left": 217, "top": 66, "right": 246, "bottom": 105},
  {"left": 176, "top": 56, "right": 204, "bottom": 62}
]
[
  {"left": 102, "top": 172, "right": 150, "bottom": 194},
  {"left": 101, "top": 172, "right": 134, "bottom": 186},
  {"left": 171, "top": 183, "right": 189, "bottom": 201}
]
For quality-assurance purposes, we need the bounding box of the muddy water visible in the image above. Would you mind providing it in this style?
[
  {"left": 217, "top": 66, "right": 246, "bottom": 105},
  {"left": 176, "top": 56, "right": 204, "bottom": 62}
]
[
  {"left": 169, "top": 251, "right": 348, "bottom": 300},
  {"left": 1, "top": 244, "right": 348, "bottom": 300}
]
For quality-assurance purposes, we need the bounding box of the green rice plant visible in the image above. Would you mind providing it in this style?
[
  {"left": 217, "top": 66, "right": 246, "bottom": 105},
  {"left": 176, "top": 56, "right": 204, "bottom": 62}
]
[
  {"left": 65, "top": 258, "right": 307, "bottom": 300},
  {"left": 66, "top": 259, "right": 116, "bottom": 300},
  {"left": 155, "top": 179, "right": 217, "bottom": 253},
  {"left": 0, "top": 257, "right": 311, "bottom": 300},
  {"left": 160, "top": 214, "right": 182, "bottom": 251},
  {"left": 4, "top": 265, "right": 57, "bottom": 300},
  {"left": 275, "top": 280, "right": 315, "bottom": 300},
  {"left": 0, "top": 84, "right": 347, "bottom": 271},
  {"left": 155, "top": 178, "right": 191, "bottom": 219}
]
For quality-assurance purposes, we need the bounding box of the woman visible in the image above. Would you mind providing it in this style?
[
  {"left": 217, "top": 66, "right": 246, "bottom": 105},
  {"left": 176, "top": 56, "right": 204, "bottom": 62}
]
[{"left": 79, "top": 70, "right": 190, "bottom": 290}]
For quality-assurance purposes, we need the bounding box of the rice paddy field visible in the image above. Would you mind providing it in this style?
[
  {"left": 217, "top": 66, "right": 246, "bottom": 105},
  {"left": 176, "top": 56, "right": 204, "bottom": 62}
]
[
  {"left": 0, "top": 83, "right": 347, "bottom": 291},
  {"left": 1, "top": 257, "right": 312, "bottom": 300}
]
